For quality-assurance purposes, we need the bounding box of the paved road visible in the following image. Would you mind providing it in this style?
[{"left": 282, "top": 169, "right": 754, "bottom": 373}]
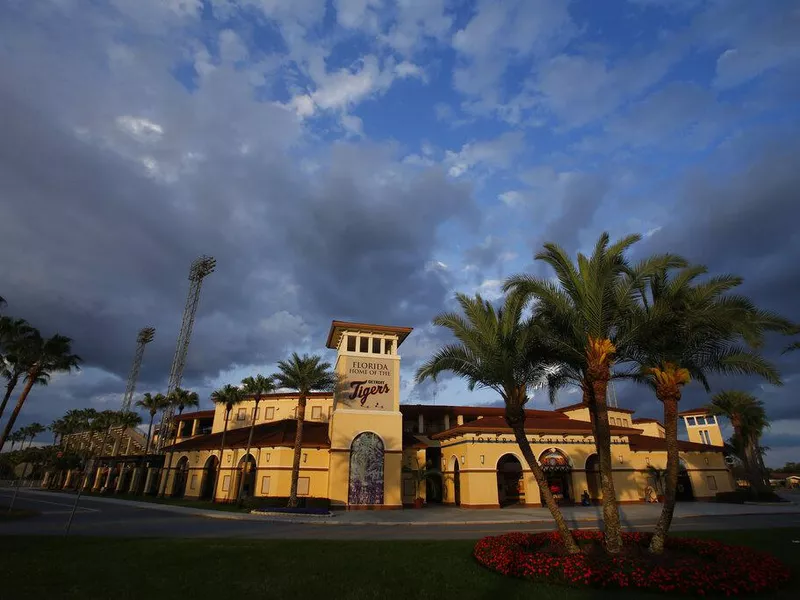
[{"left": 3, "top": 489, "right": 800, "bottom": 540}]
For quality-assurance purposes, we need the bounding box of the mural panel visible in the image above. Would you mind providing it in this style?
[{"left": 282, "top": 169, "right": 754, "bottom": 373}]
[{"left": 348, "top": 432, "right": 385, "bottom": 505}]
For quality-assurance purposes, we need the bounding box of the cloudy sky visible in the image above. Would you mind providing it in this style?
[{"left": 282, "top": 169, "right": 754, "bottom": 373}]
[{"left": 1, "top": 0, "right": 798, "bottom": 465}]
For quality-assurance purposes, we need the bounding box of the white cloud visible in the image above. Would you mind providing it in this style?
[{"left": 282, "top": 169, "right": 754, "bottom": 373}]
[
  {"left": 287, "top": 55, "right": 424, "bottom": 119},
  {"left": 382, "top": 0, "right": 453, "bottom": 55},
  {"left": 340, "top": 114, "right": 364, "bottom": 137},
  {"left": 498, "top": 190, "right": 524, "bottom": 207},
  {"left": 334, "top": 0, "right": 382, "bottom": 31},
  {"left": 444, "top": 132, "right": 525, "bottom": 178},
  {"left": 475, "top": 279, "right": 504, "bottom": 300},
  {"left": 115, "top": 116, "right": 164, "bottom": 142}
]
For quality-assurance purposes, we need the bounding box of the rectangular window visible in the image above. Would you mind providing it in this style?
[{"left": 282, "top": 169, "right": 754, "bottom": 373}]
[
  {"left": 297, "top": 477, "right": 310, "bottom": 496},
  {"left": 261, "top": 476, "right": 271, "bottom": 495},
  {"left": 623, "top": 419, "right": 629, "bottom": 427},
  {"left": 708, "top": 415, "right": 717, "bottom": 425},
  {"left": 372, "top": 338, "right": 381, "bottom": 353},
  {"left": 346, "top": 335, "right": 356, "bottom": 352},
  {"left": 384, "top": 339, "right": 393, "bottom": 355},
  {"left": 253, "top": 407, "right": 260, "bottom": 421},
  {"left": 222, "top": 475, "right": 231, "bottom": 492},
  {"left": 190, "top": 474, "right": 197, "bottom": 490},
  {"left": 696, "top": 416, "right": 707, "bottom": 425},
  {"left": 687, "top": 417, "right": 696, "bottom": 426},
  {"left": 360, "top": 336, "right": 369, "bottom": 353},
  {"left": 707, "top": 475, "right": 717, "bottom": 491},
  {"left": 237, "top": 408, "right": 246, "bottom": 421},
  {"left": 311, "top": 406, "right": 322, "bottom": 420},
  {"left": 265, "top": 407, "right": 275, "bottom": 420}
]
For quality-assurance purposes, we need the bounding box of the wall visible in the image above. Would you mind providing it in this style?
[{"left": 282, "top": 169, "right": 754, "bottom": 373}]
[{"left": 210, "top": 396, "right": 335, "bottom": 434}]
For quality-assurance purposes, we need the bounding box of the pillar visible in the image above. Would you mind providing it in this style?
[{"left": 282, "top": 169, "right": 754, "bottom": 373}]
[
  {"left": 125, "top": 437, "right": 132, "bottom": 455},
  {"left": 444, "top": 414, "right": 450, "bottom": 431},
  {"left": 144, "top": 467, "right": 157, "bottom": 495},
  {"left": 191, "top": 419, "right": 199, "bottom": 437},
  {"left": 418, "top": 414, "right": 424, "bottom": 434},
  {"left": 457, "top": 415, "right": 464, "bottom": 426}
]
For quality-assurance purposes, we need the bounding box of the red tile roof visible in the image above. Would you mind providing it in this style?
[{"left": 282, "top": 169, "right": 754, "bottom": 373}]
[
  {"left": 627, "top": 434, "right": 722, "bottom": 453},
  {"left": 174, "top": 410, "right": 215, "bottom": 422},
  {"left": 399, "top": 404, "right": 568, "bottom": 420},
  {"left": 164, "top": 420, "right": 330, "bottom": 451},
  {"left": 430, "top": 415, "right": 641, "bottom": 440},
  {"left": 326, "top": 320, "right": 413, "bottom": 349},
  {"left": 555, "top": 401, "right": 635, "bottom": 414}
]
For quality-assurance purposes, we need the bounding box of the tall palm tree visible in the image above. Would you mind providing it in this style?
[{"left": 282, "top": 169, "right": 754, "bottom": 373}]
[
  {"left": 237, "top": 374, "right": 276, "bottom": 505},
  {"left": 273, "top": 353, "right": 335, "bottom": 508},
  {"left": 114, "top": 410, "right": 143, "bottom": 449},
  {"left": 0, "top": 332, "right": 81, "bottom": 450},
  {"left": 504, "top": 232, "right": 680, "bottom": 553},
  {"left": 24, "top": 422, "right": 46, "bottom": 448},
  {"left": 49, "top": 418, "right": 67, "bottom": 446},
  {"left": 210, "top": 384, "right": 244, "bottom": 502},
  {"left": 707, "top": 390, "right": 771, "bottom": 495},
  {"left": 417, "top": 293, "right": 580, "bottom": 553},
  {"left": 8, "top": 429, "right": 25, "bottom": 450},
  {"left": 0, "top": 317, "right": 37, "bottom": 423},
  {"left": 167, "top": 387, "right": 200, "bottom": 441},
  {"left": 626, "top": 264, "right": 786, "bottom": 553},
  {"left": 135, "top": 392, "right": 169, "bottom": 455}
]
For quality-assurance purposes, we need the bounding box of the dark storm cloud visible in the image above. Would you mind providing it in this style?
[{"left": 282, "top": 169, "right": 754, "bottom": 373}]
[{"left": 0, "top": 3, "right": 476, "bottom": 431}]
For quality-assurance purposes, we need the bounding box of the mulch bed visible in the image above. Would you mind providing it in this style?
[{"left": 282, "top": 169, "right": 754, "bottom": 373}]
[{"left": 474, "top": 530, "right": 791, "bottom": 596}]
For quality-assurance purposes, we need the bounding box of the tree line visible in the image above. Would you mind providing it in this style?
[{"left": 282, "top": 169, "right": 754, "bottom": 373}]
[{"left": 416, "top": 232, "right": 798, "bottom": 556}]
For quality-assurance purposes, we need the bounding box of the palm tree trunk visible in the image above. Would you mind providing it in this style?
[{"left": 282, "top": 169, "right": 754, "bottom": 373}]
[
  {"left": 649, "top": 389, "right": 680, "bottom": 554},
  {"left": 510, "top": 422, "right": 580, "bottom": 553},
  {"left": 288, "top": 395, "right": 307, "bottom": 508},
  {"left": 0, "top": 375, "right": 19, "bottom": 424},
  {"left": 144, "top": 412, "right": 155, "bottom": 455},
  {"left": 213, "top": 410, "right": 230, "bottom": 504},
  {"left": 237, "top": 399, "right": 259, "bottom": 506},
  {"left": 743, "top": 437, "right": 769, "bottom": 496},
  {"left": 0, "top": 374, "right": 36, "bottom": 450},
  {"left": 587, "top": 377, "right": 624, "bottom": 554}
]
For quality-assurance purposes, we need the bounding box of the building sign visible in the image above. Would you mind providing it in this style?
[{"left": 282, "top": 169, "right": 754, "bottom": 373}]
[{"left": 338, "top": 356, "right": 394, "bottom": 411}]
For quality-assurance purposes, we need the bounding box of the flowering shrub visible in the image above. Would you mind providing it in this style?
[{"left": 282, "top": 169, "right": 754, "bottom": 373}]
[{"left": 473, "top": 530, "right": 791, "bottom": 596}]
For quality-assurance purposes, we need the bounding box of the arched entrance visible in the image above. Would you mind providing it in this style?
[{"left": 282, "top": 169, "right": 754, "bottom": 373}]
[
  {"left": 539, "top": 448, "right": 572, "bottom": 505},
  {"left": 497, "top": 454, "right": 524, "bottom": 507},
  {"left": 235, "top": 454, "right": 257, "bottom": 500},
  {"left": 171, "top": 456, "right": 189, "bottom": 498},
  {"left": 451, "top": 456, "right": 461, "bottom": 506},
  {"left": 200, "top": 455, "right": 219, "bottom": 500},
  {"left": 677, "top": 458, "right": 695, "bottom": 501},
  {"left": 348, "top": 432, "right": 384, "bottom": 505},
  {"left": 585, "top": 454, "right": 601, "bottom": 503}
]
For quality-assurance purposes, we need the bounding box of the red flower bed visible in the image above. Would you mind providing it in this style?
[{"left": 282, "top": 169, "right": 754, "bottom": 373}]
[{"left": 474, "top": 530, "right": 791, "bottom": 596}]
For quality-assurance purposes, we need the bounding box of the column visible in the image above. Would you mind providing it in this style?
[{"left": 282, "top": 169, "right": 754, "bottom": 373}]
[
  {"left": 191, "top": 419, "right": 199, "bottom": 437},
  {"left": 444, "top": 414, "right": 450, "bottom": 430},
  {"left": 418, "top": 414, "right": 424, "bottom": 434}
]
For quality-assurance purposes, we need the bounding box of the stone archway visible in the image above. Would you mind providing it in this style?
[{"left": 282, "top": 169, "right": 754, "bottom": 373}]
[
  {"left": 348, "top": 432, "right": 384, "bottom": 505},
  {"left": 539, "top": 448, "right": 573, "bottom": 505},
  {"left": 171, "top": 456, "right": 189, "bottom": 498},
  {"left": 497, "top": 454, "right": 524, "bottom": 507},
  {"left": 200, "top": 455, "right": 219, "bottom": 500},
  {"left": 235, "top": 454, "right": 257, "bottom": 500},
  {"left": 585, "top": 454, "right": 601, "bottom": 502}
]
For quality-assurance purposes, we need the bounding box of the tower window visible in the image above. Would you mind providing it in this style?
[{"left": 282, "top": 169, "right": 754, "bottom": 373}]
[
  {"left": 360, "top": 336, "right": 369, "bottom": 353},
  {"left": 384, "top": 339, "right": 394, "bottom": 355},
  {"left": 372, "top": 338, "right": 381, "bottom": 353},
  {"left": 346, "top": 335, "right": 356, "bottom": 352}
]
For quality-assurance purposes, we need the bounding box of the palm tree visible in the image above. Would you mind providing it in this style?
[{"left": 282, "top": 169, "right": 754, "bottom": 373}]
[
  {"left": 25, "top": 422, "right": 46, "bottom": 448},
  {"left": 114, "top": 410, "right": 142, "bottom": 447},
  {"left": 135, "top": 393, "right": 169, "bottom": 455},
  {"left": 0, "top": 317, "right": 37, "bottom": 423},
  {"left": 8, "top": 429, "right": 25, "bottom": 450},
  {"left": 210, "top": 384, "right": 244, "bottom": 502},
  {"left": 626, "top": 264, "right": 786, "bottom": 553},
  {"left": 167, "top": 387, "right": 200, "bottom": 441},
  {"left": 0, "top": 332, "right": 81, "bottom": 450},
  {"left": 504, "top": 232, "right": 679, "bottom": 553},
  {"left": 782, "top": 341, "right": 800, "bottom": 354},
  {"left": 49, "top": 418, "right": 67, "bottom": 446},
  {"left": 417, "top": 293, "right": 580, "bottom": 553},
  {"left": 237, "top": 374, "right": 276, "bottom": 505},
  {"left": 273, "top": 353, "right": 335, "bottom": 508},
  {"left": 707, "top": 390, "right": 771, "bottom": 495}
]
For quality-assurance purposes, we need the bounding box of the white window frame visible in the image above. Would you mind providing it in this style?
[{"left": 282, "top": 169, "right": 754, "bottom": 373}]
[
  {"left": 265, "top": 407, "right": 275, "bottom": 420},
  {"left": 297, "top": 477, "right": 310, "bottom": 496},
  {"left": 261, "top": 476, "right": 271, "bottom": 495},
  {"left": 311, "top": 406, "right": 322, "bottom": 420}
]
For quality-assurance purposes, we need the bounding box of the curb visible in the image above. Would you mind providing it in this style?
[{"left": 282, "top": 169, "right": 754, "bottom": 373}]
[{"left": 10, "top": 488, "right": 800, "bottom": 527}]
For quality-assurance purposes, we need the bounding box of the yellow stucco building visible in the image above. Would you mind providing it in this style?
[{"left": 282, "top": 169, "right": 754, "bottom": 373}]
[{"left": 154, "top": 320, "right": 733, "bottom": 509}]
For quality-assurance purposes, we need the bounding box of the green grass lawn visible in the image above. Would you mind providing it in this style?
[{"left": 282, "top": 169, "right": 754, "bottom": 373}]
[{"left": 1, "top": 529, "right": 798, "bottom": 599}]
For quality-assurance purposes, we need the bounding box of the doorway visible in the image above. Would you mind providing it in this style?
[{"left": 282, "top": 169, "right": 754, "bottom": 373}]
[
  {"left": 235, "top": 454, "right": 257, "bottom": 500},
  {"left": 585, "top": 454, "right": 601, "bottom": 502},
  {"left": 677, "top": 460, "right": 695, "bottom": 501},
  {"left": 497, "top": 454, "right": 524, "bottom": 507},
  {"left": 171, "top": 456, "right": 189, "bottom": 498},
  {"left": 200, "top": 455, "right": 219, "bottom": 500}
]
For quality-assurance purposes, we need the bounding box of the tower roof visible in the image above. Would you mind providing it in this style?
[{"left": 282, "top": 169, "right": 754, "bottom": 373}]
[
  {"left": 325, "top": 320, "right": 413, "bottom": 349},
  {"left": 677, "top": 407, "right": 712, "bottom": 416}
]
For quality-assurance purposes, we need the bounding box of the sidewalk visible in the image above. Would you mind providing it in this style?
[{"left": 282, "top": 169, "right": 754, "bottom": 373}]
[{"left": 15, "top": 488, "right": 800, "bottom": 526}]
